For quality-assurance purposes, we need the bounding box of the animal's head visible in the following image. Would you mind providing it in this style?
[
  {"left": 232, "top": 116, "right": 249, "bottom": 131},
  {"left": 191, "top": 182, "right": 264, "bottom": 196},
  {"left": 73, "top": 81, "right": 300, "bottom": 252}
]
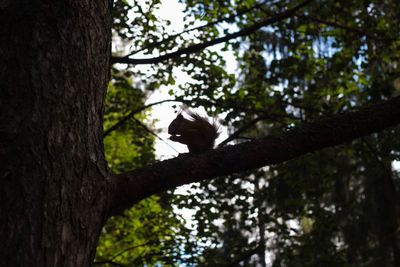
[{"left": 168, "top": 113, "right": 186, "bottom": 136}]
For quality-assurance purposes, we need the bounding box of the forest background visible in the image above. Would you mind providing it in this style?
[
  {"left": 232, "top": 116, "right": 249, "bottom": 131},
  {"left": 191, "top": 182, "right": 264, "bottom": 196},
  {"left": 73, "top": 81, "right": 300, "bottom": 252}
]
[{"left": 96, "top": 0, "right": 400, "bottom": 266}]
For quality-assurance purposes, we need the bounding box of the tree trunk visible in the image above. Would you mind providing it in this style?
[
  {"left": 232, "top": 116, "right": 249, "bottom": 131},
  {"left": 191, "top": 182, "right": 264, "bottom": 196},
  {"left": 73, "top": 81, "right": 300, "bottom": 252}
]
[{"left": 0, "top": 1, "right": 112, "bottom": 266}]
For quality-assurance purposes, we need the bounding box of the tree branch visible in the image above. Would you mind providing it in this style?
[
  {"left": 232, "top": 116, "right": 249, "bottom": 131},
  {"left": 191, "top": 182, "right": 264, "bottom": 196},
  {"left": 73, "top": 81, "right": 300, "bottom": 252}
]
[
  {"left": 124, "top": 0, "right": 270, "bottom": 57},
  {"left": 111, "top": 0, "right": 314, "bottom": 65},
  {"left": 110, "top": 96, "right": 400, "bottom": 214},
  {"left": 219, "top": 99, "right": 287, "bottom": 147},
  {"left": 296, "top": 14, "right": 394, "bottom": 41}
]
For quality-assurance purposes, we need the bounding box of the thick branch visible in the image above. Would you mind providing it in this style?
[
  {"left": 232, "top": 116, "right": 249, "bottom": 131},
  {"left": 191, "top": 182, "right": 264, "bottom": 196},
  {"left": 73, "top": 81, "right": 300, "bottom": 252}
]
[
  {"left": 111, "top": 0, "right": 314, "bottom": 65},
  {"left": 110, "top": 96, "right": 400, "bottom": 214}
]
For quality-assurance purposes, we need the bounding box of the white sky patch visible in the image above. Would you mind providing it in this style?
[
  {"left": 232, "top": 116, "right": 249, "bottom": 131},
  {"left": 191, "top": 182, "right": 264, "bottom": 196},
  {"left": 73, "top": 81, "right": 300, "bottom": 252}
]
[
  {"left": 153, "top": 0, "right": 185, "bottom": 32},
  {"left": 392, "top": 160, "right": 400, "bottom": 171}
]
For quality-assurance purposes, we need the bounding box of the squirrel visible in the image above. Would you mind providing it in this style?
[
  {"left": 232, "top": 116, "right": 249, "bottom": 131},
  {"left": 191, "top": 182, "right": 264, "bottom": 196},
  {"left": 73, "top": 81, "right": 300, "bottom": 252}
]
[{"left": 168, "top": 109, "right": 220, "bottom": 154}]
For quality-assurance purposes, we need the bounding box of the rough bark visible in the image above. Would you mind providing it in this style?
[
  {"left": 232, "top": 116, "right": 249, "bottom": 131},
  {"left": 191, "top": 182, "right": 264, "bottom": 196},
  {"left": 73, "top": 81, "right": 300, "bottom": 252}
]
[
  {"left": 111, "top": 96, "right": 400, "bottom": 213},
  {"left": 0, "top": 1, "right": 111, "bottom": 266}
]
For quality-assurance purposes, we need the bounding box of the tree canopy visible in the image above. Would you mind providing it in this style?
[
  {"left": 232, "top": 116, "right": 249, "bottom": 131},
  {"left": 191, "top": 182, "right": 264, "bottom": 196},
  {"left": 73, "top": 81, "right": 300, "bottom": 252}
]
[{"left": 95, "top": 0, "right": 400, "bottom": 266}]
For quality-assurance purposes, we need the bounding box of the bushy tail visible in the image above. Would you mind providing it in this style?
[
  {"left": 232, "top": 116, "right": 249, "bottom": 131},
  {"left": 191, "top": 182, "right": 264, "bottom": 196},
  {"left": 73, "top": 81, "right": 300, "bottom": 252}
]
[{"left": 185, "top": 109, "right": 220, "bottom": 145}]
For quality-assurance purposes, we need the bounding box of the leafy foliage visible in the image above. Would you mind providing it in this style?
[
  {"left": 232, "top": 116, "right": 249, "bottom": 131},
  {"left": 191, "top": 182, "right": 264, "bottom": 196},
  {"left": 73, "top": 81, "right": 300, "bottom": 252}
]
[{"left": 98, "top": 0, "right": 400, "bottom": 266}]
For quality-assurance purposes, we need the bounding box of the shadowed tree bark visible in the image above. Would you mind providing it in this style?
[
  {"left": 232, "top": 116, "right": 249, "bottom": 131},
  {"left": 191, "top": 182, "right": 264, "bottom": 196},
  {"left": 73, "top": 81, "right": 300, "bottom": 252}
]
[
  {"left": 1, "top": 1, "right": 399, "bottom": 266},
  {"left": 0, "top": 1, "right": 112, "bottom": 266}
]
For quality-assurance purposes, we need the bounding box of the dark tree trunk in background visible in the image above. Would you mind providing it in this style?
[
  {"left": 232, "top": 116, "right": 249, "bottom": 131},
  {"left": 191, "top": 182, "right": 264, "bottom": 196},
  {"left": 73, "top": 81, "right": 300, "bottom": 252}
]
[{"left": 0, "top": 1, "right": 112, "bottom": 266}]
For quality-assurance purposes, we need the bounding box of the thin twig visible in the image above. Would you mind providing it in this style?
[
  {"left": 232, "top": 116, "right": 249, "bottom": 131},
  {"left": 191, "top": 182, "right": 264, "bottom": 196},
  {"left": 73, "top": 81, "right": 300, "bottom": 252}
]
[
  {"left": 132, "top": 118, "right": 180, "bottom": 154},
  {"left": 219, "top": 98, "right": 286, "bottom": 146},
  {"left": 109, "top": 241, "right": 152, "bottom": 261},
  {"left": 218, "top": 113, "right": 270, "bottom": 147},
  {"left": 103, "top": 99, "right": 189, "bottom": 138},
  {"left": 296, "top": 14, "right": 395, "bottom": 41}
]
